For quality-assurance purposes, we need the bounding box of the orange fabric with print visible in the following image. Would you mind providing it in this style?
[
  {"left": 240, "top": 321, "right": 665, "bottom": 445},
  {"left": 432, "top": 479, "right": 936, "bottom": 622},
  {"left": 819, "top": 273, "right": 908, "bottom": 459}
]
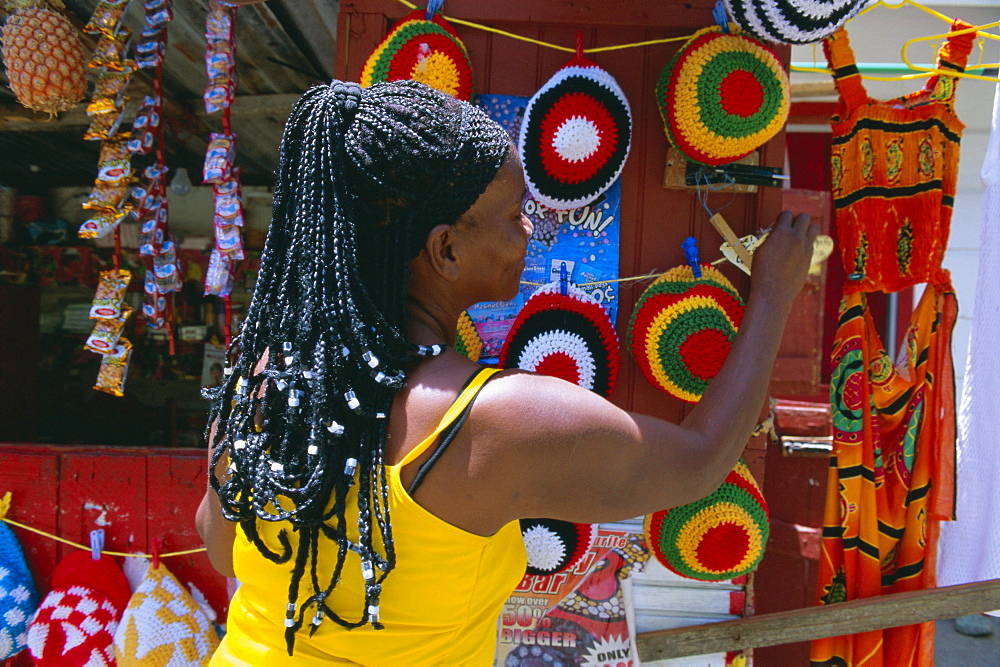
[{"left": 810, "top": 23, "right": 970, "bottom": 667}]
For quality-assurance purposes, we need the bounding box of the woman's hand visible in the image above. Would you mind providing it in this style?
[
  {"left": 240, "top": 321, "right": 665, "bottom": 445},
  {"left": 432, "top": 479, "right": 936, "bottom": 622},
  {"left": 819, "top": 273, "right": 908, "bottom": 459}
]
[{"left": 750, "top": 211, "right": 819, "bottom": 307}]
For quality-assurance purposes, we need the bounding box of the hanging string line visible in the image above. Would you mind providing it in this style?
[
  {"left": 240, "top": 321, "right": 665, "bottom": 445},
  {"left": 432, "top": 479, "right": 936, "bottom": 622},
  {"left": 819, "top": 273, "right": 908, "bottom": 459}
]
[
  {"left": 521, "top": 270, "right": 664, "bottom": 288},
  {"left": 396, "top": 0, "right": 999, "bottom": 82},
  {"left": 0, "top": 516, "right": 207, "bottom": 560}
]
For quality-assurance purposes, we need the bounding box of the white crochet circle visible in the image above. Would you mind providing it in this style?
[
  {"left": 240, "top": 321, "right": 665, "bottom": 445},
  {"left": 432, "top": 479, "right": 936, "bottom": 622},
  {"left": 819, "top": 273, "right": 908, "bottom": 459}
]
[
  {"left": 552, "top": 117, "right": 601, "bottom": 163},
  {"left": 516, "top": 330, "right": 596, "bottom": 392},
  {"left": 523, "top": 524, "right": 567, "bottom": 572}
]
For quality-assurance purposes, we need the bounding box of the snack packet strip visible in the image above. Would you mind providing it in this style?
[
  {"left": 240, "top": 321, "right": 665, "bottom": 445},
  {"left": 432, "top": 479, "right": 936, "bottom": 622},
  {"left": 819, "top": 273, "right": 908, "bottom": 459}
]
[
  {"left": 204, "top": 247, "right": 234, "bottom": 297},
  {"left": 203, "top": 133, "right": 235, "bottom": 184},
  {"left": 88, "top": 27, "right": 131, "bottom": 70},
  {"left": 85, "top": 303, "right": 133, "bottom": 353},
  {"left": 93, "top": 338, "right": 133, "bottom": 397},
  {"left": 143, "top": 270, "right": 167, "bottom": 329},
  {"left": 90, "top": 269, "right": 132, "bottom": 320},
  {"left": 78, "top": 209, "right": 128, "bottom": 239},
  {"left": 83, "top": 0, "right": 129, "bottom": 37},
  {"left": 153, "top": 238, "right": 182, "bottom": 293}
]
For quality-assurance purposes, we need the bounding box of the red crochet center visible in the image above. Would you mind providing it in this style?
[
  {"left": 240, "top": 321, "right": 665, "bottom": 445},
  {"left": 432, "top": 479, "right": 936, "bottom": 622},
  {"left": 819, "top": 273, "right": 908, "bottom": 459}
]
[
  {"left": 533, "top": 350, "right": 582, "bottom": 386},
  {"left": 695, "top": 522, "right": 752, "bottom": 573},
  {"left": 678, "top": 328, "right": 732, "bottom": 380},
  {"left": 384, "top": 31, "right": 472, "bottom": 100},
  {"left": 719, "top": 68, "right": 764, "bottom": 118},
  {"left": 538, "top": 92, "right": 619, "bottom": 185}
]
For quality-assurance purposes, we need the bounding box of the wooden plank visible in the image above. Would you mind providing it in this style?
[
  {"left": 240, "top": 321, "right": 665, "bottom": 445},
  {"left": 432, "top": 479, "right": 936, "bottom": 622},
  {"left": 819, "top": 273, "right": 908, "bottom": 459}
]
[
  {"left": 145, "top": 453, "right": 230, "bottom": 621},
  {"left": 637, "top": 578, "right": 1000, "bottom": 660},
  {"left": 57, "top": 450, "right": 148, "bottom": 561}
]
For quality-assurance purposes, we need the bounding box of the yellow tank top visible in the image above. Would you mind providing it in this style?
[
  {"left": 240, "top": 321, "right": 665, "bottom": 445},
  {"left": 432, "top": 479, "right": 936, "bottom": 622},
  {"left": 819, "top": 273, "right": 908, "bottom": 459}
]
[{"left": 212, "top": 368, "right": 526, "bottom": 666}]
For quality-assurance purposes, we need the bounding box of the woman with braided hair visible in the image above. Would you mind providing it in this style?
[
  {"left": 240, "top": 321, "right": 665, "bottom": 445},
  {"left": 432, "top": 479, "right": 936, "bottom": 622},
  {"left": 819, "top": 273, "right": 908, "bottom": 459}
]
[{"left": 197, "top": 79, "right": 817, "bottom": 664}]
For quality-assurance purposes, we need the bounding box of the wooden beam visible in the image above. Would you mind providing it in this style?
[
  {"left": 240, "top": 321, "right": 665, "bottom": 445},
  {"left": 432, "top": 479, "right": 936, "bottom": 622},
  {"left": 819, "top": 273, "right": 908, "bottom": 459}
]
[
  {"left": 0, "top": 94, "right": 301, "bottom": 132},
  {"left": 637, "top": 578, "right": 1000, "bottom": 661}
]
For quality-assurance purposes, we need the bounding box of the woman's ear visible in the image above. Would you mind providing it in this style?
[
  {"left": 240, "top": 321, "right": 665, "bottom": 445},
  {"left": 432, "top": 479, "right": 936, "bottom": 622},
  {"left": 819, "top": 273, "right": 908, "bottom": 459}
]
[{"left": 422, "top": 223, "right": 462, "bottom": 281}]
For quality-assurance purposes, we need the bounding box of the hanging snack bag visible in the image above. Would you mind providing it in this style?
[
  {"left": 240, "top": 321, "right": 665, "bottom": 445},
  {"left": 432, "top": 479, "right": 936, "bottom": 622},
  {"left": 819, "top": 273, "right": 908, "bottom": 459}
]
[
  {"left": 78, "top": 209, "right": 129, "bottom": 239},
  {"left": 96, "top": 138, "right": 132, "bottom": 184},
  {"left": 90, "top": 269, "right": 132, "bottom": 320},
  {"left": 154, "top": 238, "right": 183, "bottom": 293},
  {"left": 203, "top": 133, "right": 235, "bottom": 183},
  {"left": 204, "top": 247, "right": 234, "bottom": 297},
  {"left": 143, "top": 162, "right": 168, "bottom": 182},
  {"left": 131, "top": 95, "right": 162, "bottom": 132},
  {"left": 85, "top": 303, "right": 133, "bottom": 353},
  {"left": 215, "top": 224, "right": 244, "bottom": 260},
  {"left": 88, "top": 27, "right": 131, "bottom": 70},
  {"left": 142, "top": 270, "right": 167, "bottom": 329},
  {"left": 83, "top": 180, "right": 131, "bottom": 213},
  {"left": 86, "top": 62, "right": 136, "bottom": 115},
  {"left": 84, "top": 0, "right": 129, "bottom": 37},
  {"left": 213, "top": 178, "right": 243, "bottom": 227},
  {"left": 94, "top": 339, "right": 133, "bottom": 397},
  {"left": 135, "top": 38, "right": 165, "bottom": 69},
  {"left": 83, "top": 108, "right": 126, "bottom": 141}
]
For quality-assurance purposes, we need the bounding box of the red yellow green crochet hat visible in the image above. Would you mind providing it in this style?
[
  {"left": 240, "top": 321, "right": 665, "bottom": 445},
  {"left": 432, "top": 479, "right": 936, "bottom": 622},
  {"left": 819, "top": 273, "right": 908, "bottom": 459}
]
[
  {"left": 518, "top": 44, "right": 632, "bottom": 211},
  {"left": 500, "top": 281, "right": 620, "bottom": 399},
  {"left": 657, "top": 26, "right": 789, "bottom": 166},
  {"left": 454, "top": 311, "right": 483, "bottom": 362},
  {"left": 628, "top": 264, "right": 744, "bottom": 403},
  {"left": 359, "top": 8, "right": 474, "bottom": 101},
  {"left": 644, "top": 459, "right": 769, "bottom": 581}
]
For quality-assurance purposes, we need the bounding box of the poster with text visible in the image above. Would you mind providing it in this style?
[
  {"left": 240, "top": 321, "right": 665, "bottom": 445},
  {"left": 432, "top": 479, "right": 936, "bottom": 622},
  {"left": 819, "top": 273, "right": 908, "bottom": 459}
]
[
  {"left": 470, "top": 95, "right": 621, "bottom": 364},
  {"left": 496, "top": 528, "right": 648, "bottom": 667}
]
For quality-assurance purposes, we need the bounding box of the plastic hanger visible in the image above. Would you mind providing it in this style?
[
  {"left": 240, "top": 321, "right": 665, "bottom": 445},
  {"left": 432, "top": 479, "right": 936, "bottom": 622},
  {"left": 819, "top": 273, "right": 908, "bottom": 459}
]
[{"left": 901, "top": 21, "right": 1000, "bottom": 83}]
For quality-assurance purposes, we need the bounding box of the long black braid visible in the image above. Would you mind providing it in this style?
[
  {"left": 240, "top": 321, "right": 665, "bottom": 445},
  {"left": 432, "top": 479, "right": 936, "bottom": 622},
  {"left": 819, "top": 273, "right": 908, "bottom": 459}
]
[{"left": 203, "top": 79, "right": 510, "bottom": 654}]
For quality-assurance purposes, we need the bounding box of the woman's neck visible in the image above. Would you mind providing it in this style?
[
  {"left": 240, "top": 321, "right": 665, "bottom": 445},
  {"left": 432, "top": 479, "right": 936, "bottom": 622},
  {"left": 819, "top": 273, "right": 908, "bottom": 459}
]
[{"left": 406, "top": 297, "right": 459, "bottom": 348}]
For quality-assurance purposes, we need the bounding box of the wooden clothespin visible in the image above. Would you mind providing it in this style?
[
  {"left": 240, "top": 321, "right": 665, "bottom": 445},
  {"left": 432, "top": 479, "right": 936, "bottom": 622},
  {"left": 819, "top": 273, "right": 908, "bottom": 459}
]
[{"left": 709, "top": 213, "right": 754, "bottom": 269}]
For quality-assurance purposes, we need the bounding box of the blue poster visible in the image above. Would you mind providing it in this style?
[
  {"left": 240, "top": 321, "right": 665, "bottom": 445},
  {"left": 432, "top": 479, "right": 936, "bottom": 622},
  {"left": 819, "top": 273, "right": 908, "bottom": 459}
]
[{"left": 469, "top": 94, "right": 622, "bottom": 363}]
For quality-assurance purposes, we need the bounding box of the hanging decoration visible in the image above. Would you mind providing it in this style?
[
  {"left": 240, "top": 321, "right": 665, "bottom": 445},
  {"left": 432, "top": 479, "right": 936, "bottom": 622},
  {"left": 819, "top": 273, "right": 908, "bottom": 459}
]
[
  {"left": 113, "top": 560, "right": 219, "bottom": 665},
  {"left": 724, "top": 0, "right": 869, "bottom": 45},
  {"left": 500, "top": 281, "right": 620, "bottom": 399},
  {"left": 520, "top": 519, "right": 597, "bottom": 577},
  {"left": 628, "top": 263, "right": 744, "bottom": 403},
  {"left": 360, "top": 6, "right": 474, "bottom": 101},
  {"left": 0, "top": 494, "right": 38, "bottom": 661},
  {"left": 644, "top": 459, "right": 769, "bottom": 581},
  {"left": 656, "top": 25, "right": 789, "bottom": 166},
  {"left": 454, "top": 310, "right": 483, "bottom": 362},
  {"left": 26, "top": 550, "right": 132, "bottom": 665},
  {"left": 0, "top": 0, "right": 87, "bottom": 116},
  {"left": 518, "top": 32, "right": 632, "bottom": 211}
]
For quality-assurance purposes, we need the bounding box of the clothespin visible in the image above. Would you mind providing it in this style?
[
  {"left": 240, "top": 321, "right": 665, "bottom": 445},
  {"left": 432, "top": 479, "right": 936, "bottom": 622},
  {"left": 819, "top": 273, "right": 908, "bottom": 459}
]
[
  {"left": 425, "top": 0, "right": 443, "bottom": 20},
  {"left": 90, "top": 529, "right": 105, "bottom": 561},
  {"left": 150, "top": 536, "right": 163, "bottom": 570},
  {"left": 682, "top": 237, "right": 702, "bottom": 278},
  {"left": 713, "top": 1, "right": 730, "bottom": 33},
  {"left": 709, "top": 213, "right": 753, "bottom": 269},
  {"left": 559, "top": 261, "right": 569, "bottom": 296}
]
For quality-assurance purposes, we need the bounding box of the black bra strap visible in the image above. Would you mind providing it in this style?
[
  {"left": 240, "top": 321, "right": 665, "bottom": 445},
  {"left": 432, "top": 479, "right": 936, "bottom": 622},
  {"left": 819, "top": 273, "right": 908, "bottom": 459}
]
[{"left": 407, "top": 368, "right": 498, "bottom": 496}]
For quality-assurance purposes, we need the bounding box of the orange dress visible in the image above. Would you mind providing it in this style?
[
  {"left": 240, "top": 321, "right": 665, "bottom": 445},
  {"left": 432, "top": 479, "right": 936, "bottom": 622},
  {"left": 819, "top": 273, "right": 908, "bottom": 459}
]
[{"left": 810, "top": 23, "right": 972, "bottom": 667}]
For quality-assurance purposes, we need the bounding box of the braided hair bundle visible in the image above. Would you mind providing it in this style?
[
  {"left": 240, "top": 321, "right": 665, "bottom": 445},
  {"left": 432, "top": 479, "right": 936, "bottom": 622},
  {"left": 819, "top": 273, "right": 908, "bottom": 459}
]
[{"left": 203, "top": 79, "right": 510, "bottom": 654}]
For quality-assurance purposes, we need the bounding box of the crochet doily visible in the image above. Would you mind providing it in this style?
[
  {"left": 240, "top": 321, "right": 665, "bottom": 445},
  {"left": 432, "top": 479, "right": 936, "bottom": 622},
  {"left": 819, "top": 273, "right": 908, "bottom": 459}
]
[
  {"left": 500, "top": 281, "right": 620, "bottom": 398},
  {"left": 628, "top": 264, "right": 744, "bottom": 403},
  {"left": 360, "top": 9, "right": 474, "bottom": 101},
  {"left": 656, "top": 26, "right": 789, "bottom": 166},
  {"left": 519, "top": 58, "right": 632, "bottom": 210},
  {"left": 724, "top": 0, "right": 869, "bottom": 45},
  {"left": 520, "top": 518, "right": 598, "bottom": 576},
  {"left": 644, "top": 459, "right": 769, "bottom": 581}
]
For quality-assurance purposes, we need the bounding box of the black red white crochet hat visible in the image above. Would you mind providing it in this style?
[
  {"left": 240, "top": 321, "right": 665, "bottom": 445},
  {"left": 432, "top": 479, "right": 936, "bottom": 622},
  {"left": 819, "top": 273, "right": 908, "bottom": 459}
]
[
  {"left": 520, "top": 519, "right": 598, "bottom": 576},
  {"left": 724, "top": 0, "right": 868, "bottom": 44},
  {"left": 518, "top": 37, "right": 631, "bottom": 211},
  {"left": 500, "top": 281, "right": 620, "bottom": 399},
  {"left": 26, "top": 551, "right": 132, "bottom": 666}
]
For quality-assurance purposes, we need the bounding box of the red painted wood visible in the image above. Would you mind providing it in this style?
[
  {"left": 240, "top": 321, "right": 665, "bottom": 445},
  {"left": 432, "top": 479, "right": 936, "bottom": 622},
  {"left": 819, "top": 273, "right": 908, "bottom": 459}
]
[{"left": 0, "top": 451, "right": 60, "bottom": 592}]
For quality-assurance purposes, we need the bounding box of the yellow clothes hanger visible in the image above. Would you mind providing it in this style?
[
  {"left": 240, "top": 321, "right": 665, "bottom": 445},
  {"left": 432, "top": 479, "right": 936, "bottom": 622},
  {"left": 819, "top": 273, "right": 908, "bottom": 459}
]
[{"left": 901, "top": 21, "right": 1000, "bottom": 83}]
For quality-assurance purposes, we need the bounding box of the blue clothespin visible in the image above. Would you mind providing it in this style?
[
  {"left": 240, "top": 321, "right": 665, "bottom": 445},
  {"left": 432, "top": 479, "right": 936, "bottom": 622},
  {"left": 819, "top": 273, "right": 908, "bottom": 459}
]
[
  {"left": 713, "top": 0, "right": 730, "bottom": 33},
  {"left": 559, "top": 261, "right": 569, "bottom": 296},
  {"left": 683, "top": 237, "right": 702, "bottom": 278},
  {"left": 90, "top": 529, "right": 105, "bottom": 561},
  {"left": 426, "top": 0, "right": 444, "bottom": 20}
]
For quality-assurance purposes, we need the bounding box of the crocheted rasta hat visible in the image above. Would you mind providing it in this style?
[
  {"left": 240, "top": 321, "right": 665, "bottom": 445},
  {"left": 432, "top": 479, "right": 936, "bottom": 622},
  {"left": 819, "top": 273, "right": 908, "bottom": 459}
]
[
  {"left": 518, "top": 48, "right": 632, "bottom": 211},
  {"left": 500, "top": 281, "right": 620, "bottom": 399},
  {"left": 520, "top": 519, "right": 598, "bottom": 576},
  {"left": 0, "top": 522, "right": 39, "bottom": 659},
  {"left": 644, "top": 459, "right": 769, "bottom": 581},
  {"left": 27, "top": 551, "right": 132, "bottom": 666},
  {"left": 454, "top": 310, "right": 483, "bottom": 362},
  {"left": 113, "top": 562, "right": 219, "bottom": 666},
  {"left": 360, "top": 9, "right": 474, "bottom": 101},
  {"left": 657, "top": 26, "right": 789, "bottom": 166},
  {"left": 724, "top": 0, "right": 868, "bottom": 45},
  {"left": 628, "top": 264, "right": 744, "bottom": 403}
]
